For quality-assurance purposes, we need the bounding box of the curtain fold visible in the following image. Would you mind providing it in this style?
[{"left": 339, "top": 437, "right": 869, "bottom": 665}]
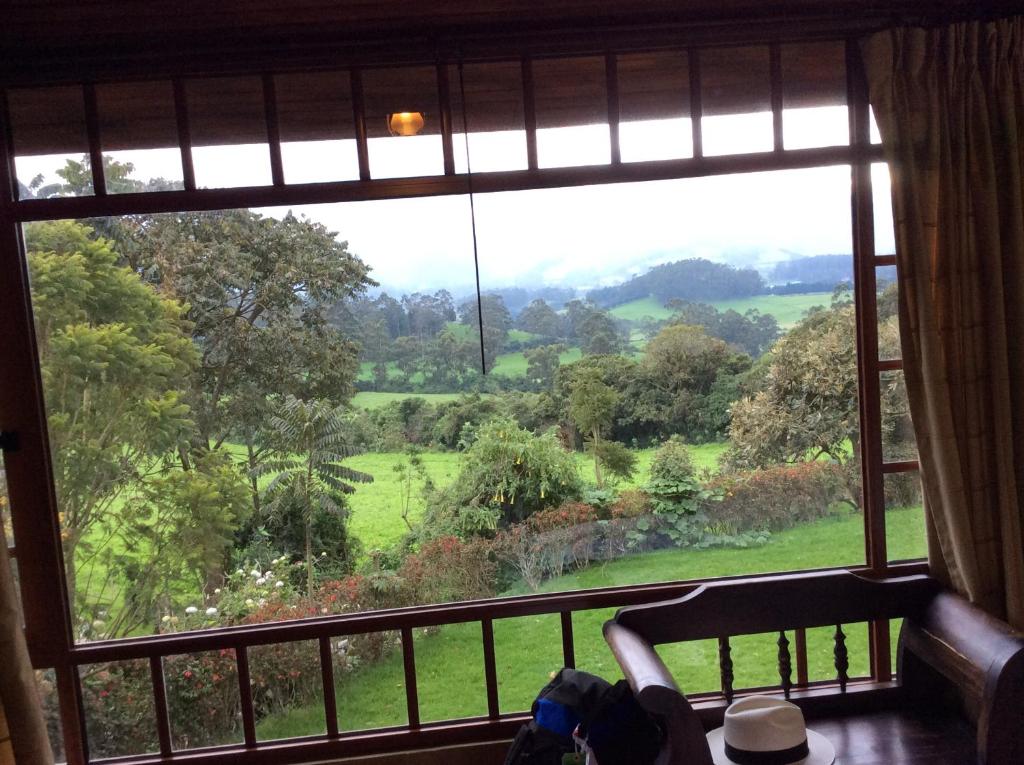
[
  {"left": 862, "top": 19, "right": 1024, "bottom": 628},
  {"left": 0, "top": 525, "right": 53, "bottom": 765}
]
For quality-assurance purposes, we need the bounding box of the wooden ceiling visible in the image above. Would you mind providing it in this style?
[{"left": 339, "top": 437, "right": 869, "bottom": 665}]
[{"left": 1, "top": 1, "right": 1012, "bottom": 87}]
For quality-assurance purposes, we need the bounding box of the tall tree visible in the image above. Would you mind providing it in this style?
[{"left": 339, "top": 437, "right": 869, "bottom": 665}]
[
  {"left": 257, "top": 397, "right": 372, "bottom": 597},
  {"left": 132, "top": 210, "right": 374, "bottom": 507},
  {"left": 517, "top": 299, "right": 563, "bottom": 338},
  {"left": 568, "top": 369, "right": 619, "bottom": 487},
  {"left": 25, "top": 220, "right": 200, "bottom": 627}
]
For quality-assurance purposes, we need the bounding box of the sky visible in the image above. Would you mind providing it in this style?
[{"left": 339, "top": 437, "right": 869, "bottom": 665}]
[{"left": 15, "top": 107, "right": 894, "bottom": 295}]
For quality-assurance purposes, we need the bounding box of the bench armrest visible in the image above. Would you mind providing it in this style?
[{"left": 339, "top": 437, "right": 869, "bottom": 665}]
[
  {"left": 899, "top": 592, "right": 1024, "bottom": 765},
  {"left": 603, "top": 621, "right": 713, "bottom": 765}
]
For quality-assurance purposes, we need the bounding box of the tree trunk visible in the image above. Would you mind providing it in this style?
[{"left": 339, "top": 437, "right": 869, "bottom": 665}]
[
  {"left": 592, "top": 426, "right": 604, "bottom": 488},
  {"left": 305, "top": 518, "right": 314, "bottom": 600},
  {"left": 246, "top": 441, "right": 261, "bottom": 515}
]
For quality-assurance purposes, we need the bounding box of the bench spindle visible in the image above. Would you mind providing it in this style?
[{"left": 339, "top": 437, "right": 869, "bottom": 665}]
[
  {"left": 834, "top": 624, "right": 849, "bottom": 691},
  {"left": 718, "top": 636, "right": 734, "bottom": 703},
  {"left": 777, "top": 630, "right": 792, "bottom": 698}
]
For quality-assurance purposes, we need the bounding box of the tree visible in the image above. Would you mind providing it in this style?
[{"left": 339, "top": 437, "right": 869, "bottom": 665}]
[
  {"left": 517, "top": 299, "right": 563, "bottom": 338},
  {"left": 524, "top": 344, "right": 565, "bottom": 389},
  {"left": 256, "top": 397, "right": 372, "bottom": 597},
  {"left": 132, "top": 209, "right": 374, "bottom": 509},
  {"left": 25, "top": 221, "right": 199, "bottom": 626},
  {"left": 568, "top": 369, "right": 619, "bottom": 487}
]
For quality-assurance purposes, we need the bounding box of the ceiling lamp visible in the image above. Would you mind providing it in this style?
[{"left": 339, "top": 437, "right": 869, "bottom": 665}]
[{"left": 387, "top": 111, "right": 425, "bottom": 136}]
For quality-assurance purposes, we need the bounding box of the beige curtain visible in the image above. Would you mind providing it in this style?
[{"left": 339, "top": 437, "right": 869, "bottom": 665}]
[
  {"left": 863, "top": 19, "right": 1024, "bottom": 628},
  {"left": 0, "top": 525, "right": 53, "bottom": 765}
]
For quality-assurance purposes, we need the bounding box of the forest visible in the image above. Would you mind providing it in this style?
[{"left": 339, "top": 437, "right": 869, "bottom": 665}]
[{"left": 4, "top": 156, "right": 921, "bottom": 756}]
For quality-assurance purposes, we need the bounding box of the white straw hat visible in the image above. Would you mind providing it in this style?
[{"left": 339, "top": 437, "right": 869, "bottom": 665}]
[{"left": 706, "top": 695, "right": 835, "bottom": 765}]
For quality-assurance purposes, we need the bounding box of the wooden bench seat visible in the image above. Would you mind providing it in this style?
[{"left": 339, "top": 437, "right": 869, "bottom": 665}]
[{"left": 604, "top": 571, "right": 1024, "bottom": 765}]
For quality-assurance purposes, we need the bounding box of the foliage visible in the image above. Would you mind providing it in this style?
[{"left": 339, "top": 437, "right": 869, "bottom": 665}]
[
  {"left": 704, "top": 462, "right": 848, "bottom": 535},
  {"left": 26, "top": 220, "right": 200, "bottom": 634},
  {"left": 398, "top": 535, "right": 497, "bottom": 605},
  {"left": 588, "top": 439, "right": 637, "bottom": 484},
  {"left": 523, "top": 343, "right": 566, "bottom": 389},
  {"left": 665, "top": 300, "right": 780, "bottom": 357},
  {"left": 588, "top": 257, "right": 765, "bottom": 308},
  {"left": 420, "top": 417, "right": 581, "bottom": 534},
  {"left": 517, "top": 298, "right": 564, "bottom": 338},
  {"left": 568, "top": 368, "right": 619, "bottom": 487},
  {"left": 649, "top": 436, "right": 697, "bottom": 483},
  {"left": 255, "top": 397, "right": 371, "bottom": 596}
]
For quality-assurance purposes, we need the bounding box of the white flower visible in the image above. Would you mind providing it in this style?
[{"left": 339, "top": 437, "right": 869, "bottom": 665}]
[
  {"left": 205, "top": 607, "right": 218, "bottom": 617},
  {"left": 275, "top": 580, "right": 284, "bottom": 588},
  {"left": 337, "top": 639, "right": 349, "bottom": 652},
  {"left": 161, "top": 615, "right": 171, "bottom": 624},
  {"left": 185, "top": 606, "right": 198, "bottom": 615},
  {"left": 258, "top": 598, "right": 267, "bottom": 606},
  {"left": 236, "top": 569, "right": 244, "bottom": 576},
  {"left": 320, "top": 551, "right": 327, "bottom": 557},
  {"left": 256, "top": 577, "right": 267, "bottom": 586},
  {"left": 91, "top": 620, "right": 105, "bottom": 630},
  {"left": 250, "top": 570, "right": 261, "bottom": 578},
  {"left": 244, "top": 599, "right": 255, "bottom": 607},
  {"left": 321, "top": 607, "right": 329, "bottom": 614},
  {"left": 214, "top": 588, "right": 221, "bottom": 595}
]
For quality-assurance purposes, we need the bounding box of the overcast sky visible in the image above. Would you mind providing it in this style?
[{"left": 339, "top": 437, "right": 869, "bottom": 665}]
[{"left": 16, "top": 108, "right": 894, "bottom": 295}]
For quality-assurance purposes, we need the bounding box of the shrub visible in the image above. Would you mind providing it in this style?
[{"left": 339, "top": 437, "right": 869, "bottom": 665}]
[
  {"left": 399, "top": 535, "right": 497, "bottom": 605},
  {"left": 610, "top": 489, "right": 651, "bottom": 519},
  {"left": 649, "top": 436, "right": 696, "bottom": 483},
  {"left": 704, "top": 462, "right": 847, "bottom": 534}
]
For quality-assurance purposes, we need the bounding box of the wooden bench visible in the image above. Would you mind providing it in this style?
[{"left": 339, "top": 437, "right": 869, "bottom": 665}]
[{"left": 604, "top": 571, "right": 1024, "bottom": 764}]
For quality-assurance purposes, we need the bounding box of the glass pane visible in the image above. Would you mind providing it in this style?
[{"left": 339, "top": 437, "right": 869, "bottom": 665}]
[
  {"left": 886, "top": 471, "right": 925, "bottom": 561},
  {"left": 187, "top": 76, "right": 273, "bottom": 188},
  {"left": 35, "top": 669, "right": 65, "bottom": 761},
  {"left": 451, "top": 61, "right": 528, "bottom": 173},
  {"left": 701, "top": 46, "right": 773, "bottom": 156},
  {"left": 165, "top": 651, "right": 243, "bottom": 750},
  {"left": 9, "top": 86, "right": 93, "bottom": 198},
  {"left": 782, "top": 41, "right": 848, "bottom": 150},
  {"left": 881, "top": 370, "right": 917, "bottom": 462},
  {"left": 873, "top": 162, "right": 896, "bottom": 255},
  {"left": 80, "top": 660, "right": 157, "bottom": 758},
  {"left": 417, "top": 622, "right": 487, "bottom": 722},
  {"left": 534, "top": 56, "right": 610, "bottom": 168},
  {"left": 876, "top": 267, "right": 900, "bottom": 360},
  {"left": 250, "top": 640, "right": 323, "bottom": 740},
  {"left": 276, "top": 70, "right": 360, "bottom": 184},
  {"left": 494, "top": 614, "right": 564, "bottom": 713},
  {"left": 618, "top": 50, "right": 692, "bottom": 162},
  {"left": 97, "top": 80, "right": 184, "bottom": 192},
  {"left": 362, "top": 66, "right": 444, "bottom": 179},
  {"left": 334, "top": 630, "right": 408, "bottom": 731}
]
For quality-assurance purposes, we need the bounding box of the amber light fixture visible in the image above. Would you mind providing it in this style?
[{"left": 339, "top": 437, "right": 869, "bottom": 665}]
[{"left": 387, "top": 111, "right": 425, "bottom": 136}]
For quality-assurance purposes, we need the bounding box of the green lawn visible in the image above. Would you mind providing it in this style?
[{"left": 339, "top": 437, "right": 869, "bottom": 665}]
[
  {"left": 255, "top": 506, "right": 926, "bottom": 738},
  {"left": 342, "top": 442, "right": 728, "bottom": 553},
  {"left": 492, "top": 346, "right": 582, "bottom": 377},
  {"left": 351, "top": 392, "right": 490, "bottom": 410},
  {"left": 608, "top": 292, "right": 833, "bottom": 330}
]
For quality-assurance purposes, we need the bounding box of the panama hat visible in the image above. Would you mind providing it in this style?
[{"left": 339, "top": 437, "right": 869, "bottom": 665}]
[{"left": 706, "top": 695, "right": 835, "bottom": 765}]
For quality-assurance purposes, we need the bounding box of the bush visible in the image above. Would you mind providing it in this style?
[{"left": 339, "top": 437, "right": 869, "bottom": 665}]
[
  {"left": 704, "top": 462, "right": 847, "bottom": 534},
  {"left": 399, "top": 535, "right": 497, "bottom": 604},
  {"left": 649, "top": 436, "right": 696, "bottom": 483}
]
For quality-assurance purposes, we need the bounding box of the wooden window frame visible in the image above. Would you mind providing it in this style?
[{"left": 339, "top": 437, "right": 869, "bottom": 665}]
[{"left": 0, "top": 34, "right": 920, "bottom": 765}]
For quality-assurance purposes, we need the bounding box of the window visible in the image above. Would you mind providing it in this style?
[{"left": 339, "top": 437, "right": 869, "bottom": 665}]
[{"left": 1, "top": 38, "right": 913, "bottom": 762}]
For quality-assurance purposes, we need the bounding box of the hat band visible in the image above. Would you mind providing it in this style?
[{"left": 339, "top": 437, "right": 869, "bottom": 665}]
[{"left": 724, "top": 738, "right": 809, "bottom": 764}]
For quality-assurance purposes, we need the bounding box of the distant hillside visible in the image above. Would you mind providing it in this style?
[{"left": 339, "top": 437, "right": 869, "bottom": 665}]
[
  {"left": 588, "top": 258, "right": 765, "bottom": 308},
  {"left": 769, "top": 254, "right": 897, "bottom": 289}
]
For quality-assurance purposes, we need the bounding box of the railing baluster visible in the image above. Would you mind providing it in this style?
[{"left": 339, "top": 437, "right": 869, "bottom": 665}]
[
  {"left": 481, "top": 618, "right": 500, "bottom": 719},
  {"left": 718, "top": 636, "right": 734, "bottom": 703},
  {"left": 236, "top": 645, "right": 257, "bottom": 747},
  {"left": 834, "top": 624, "right": 849, "bottom": 691},
  {"left": 777, "top": 630, "right": 792, "bottom": 699},
  {"left": 149, "top": 656, "right": 172, "bottom": 756},
  {"left": 319, "top": 636, "right": 339, "bottom": 737},
  {"left": 401, "top": 627, "right": 420, "bottom": 728},
  {"left": 795, "top": 627, "right": 809, "bottom": 687},
  {"left": 560, "top": 611, "right": 575, "bottom": 669}
]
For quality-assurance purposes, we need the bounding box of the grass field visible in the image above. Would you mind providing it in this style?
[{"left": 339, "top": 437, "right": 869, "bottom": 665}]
[
  {"left": 342, "top": 442, "right": 728, "bottom": 553},
  {"left": 608, "top": 292, "right": 832, "bottom": 329},
  {"left": 492, "top": 346, "right": 582, "bottom": 377},
  {"left": 254, "top": 505, "right": 925, "bottom": 738},
  {"left": 351, "top": 392, "right": 490, "bottom": 410}
]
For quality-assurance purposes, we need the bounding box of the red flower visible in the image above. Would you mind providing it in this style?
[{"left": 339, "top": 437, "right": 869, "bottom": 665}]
[{"left": 183, "top": 670, "right": 193, "bottom": 679}]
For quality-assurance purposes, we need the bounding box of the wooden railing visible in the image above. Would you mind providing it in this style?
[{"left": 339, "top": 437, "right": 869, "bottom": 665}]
[{"left": 62, "top": 563, "right": 927, "bottom": 765}]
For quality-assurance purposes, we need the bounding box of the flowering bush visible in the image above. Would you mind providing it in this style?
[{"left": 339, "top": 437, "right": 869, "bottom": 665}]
[
  {"left": 704, "top": 462, "right": 847, "bottom": 534},
  {"left": 399, "top": 535, "right": 497, "bottom": 605}
]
